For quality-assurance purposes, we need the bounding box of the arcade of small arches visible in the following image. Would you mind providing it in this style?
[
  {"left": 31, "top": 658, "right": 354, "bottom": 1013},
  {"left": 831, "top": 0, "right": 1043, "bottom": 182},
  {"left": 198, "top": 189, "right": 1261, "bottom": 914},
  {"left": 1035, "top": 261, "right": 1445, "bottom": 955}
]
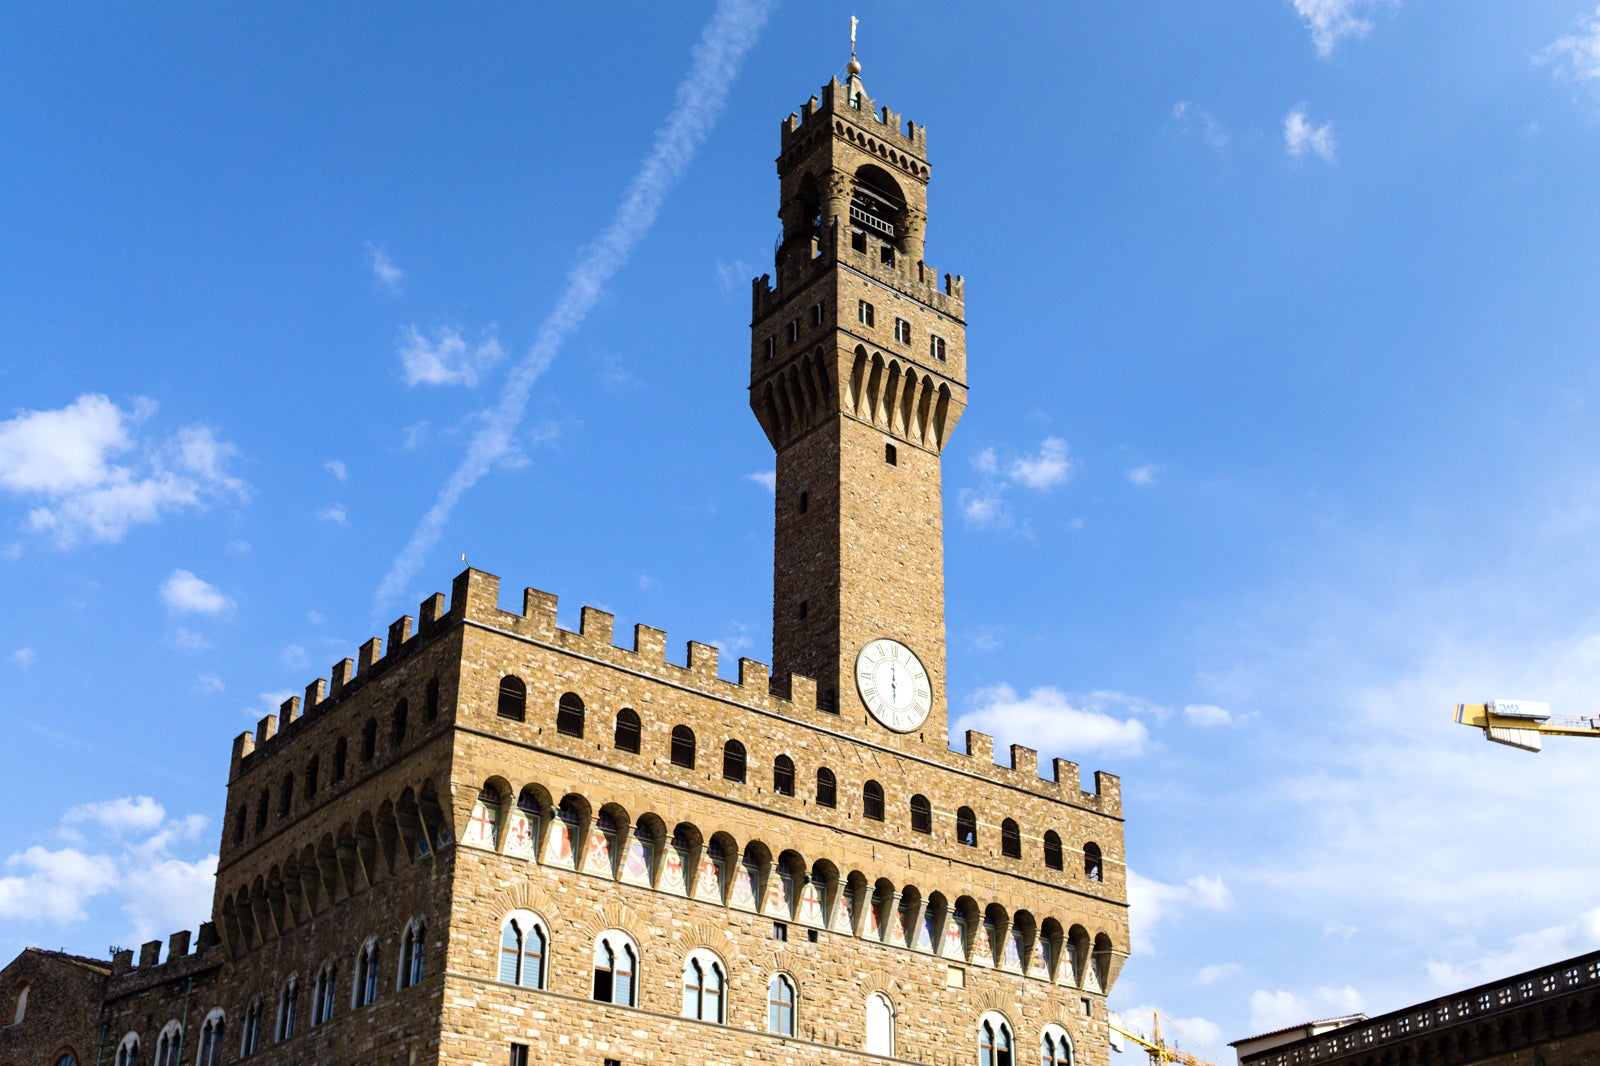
[
  {"left": 464, "top": 777, "right": 1121, "bottom": 992},
  {"left": 493, "top": 683, "right": 1110, "bottom": 886},
  {"left": 219, "top": 774, "right": 452, "bottom": 956}
]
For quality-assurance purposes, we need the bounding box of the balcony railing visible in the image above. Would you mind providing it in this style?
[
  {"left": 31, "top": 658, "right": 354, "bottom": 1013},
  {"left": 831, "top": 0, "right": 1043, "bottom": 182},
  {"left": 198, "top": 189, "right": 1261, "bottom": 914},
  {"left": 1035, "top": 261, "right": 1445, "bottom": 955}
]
[{"left": 850, "top": 204, "right": 894, "bottom": 238}]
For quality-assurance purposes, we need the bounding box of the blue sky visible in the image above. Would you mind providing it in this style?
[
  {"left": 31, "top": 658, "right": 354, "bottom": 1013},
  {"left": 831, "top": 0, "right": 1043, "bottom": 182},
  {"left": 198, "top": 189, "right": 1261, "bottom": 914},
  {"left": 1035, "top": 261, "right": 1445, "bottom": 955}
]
[{"left": 5, "top": 0, "right": 1600, "bottom": 1051}]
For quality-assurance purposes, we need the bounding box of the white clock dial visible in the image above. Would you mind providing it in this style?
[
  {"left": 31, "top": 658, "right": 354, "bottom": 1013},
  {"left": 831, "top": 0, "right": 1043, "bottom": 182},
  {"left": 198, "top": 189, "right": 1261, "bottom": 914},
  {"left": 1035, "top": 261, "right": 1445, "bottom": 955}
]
[{"left": 854, "top": 638, "right": 932, "bottom": 732}]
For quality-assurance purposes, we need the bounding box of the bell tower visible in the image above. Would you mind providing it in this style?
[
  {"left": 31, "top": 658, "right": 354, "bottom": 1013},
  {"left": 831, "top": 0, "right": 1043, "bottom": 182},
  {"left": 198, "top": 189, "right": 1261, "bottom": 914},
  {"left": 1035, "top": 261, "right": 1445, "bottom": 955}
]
[{"left": 750, "top": 59, "right": 967, "bottom": 747}]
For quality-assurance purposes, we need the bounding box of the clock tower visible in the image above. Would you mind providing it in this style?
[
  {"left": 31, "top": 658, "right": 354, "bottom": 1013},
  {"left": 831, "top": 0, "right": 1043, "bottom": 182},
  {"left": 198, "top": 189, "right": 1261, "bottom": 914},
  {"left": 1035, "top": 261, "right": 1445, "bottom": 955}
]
[{"left": 750, "top": 60, "right": 968, "bottom": 747}]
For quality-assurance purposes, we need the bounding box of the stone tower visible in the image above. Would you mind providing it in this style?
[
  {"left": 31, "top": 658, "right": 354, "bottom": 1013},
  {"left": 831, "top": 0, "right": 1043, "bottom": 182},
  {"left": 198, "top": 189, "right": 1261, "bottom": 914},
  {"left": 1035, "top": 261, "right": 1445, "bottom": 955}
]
[{"left": 751, "top": 61, "right": 968, "bottom": 749}]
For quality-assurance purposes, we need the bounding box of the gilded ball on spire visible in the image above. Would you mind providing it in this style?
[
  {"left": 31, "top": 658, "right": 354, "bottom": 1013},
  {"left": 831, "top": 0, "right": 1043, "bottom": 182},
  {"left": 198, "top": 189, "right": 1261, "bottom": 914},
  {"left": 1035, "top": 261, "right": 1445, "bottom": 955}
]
[{"left": 847, "top": 56, "right": 861, "bottom": 76}]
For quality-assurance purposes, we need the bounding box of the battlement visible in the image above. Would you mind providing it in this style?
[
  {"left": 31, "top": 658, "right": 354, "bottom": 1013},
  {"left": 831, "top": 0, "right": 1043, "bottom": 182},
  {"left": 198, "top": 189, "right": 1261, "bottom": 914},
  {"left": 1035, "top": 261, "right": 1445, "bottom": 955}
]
[
  {"left": 107, "top": 923, "right": 221, "bottom": 994},
  {"left": 752, "top": 218, "right": 965, "bottom": 322},
  {"left": 230, "top": 568, "right": 1120, "bottom": 817},
  {"left": 780, "top": 77, "right": 928, "bottom": 161}
]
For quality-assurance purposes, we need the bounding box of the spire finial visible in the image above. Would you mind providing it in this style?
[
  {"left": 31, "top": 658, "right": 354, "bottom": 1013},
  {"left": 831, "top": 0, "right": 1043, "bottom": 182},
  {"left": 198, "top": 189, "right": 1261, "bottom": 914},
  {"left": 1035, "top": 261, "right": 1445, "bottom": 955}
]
[{"left": 848, "top": 15, "right": 862, "bottom": 76}]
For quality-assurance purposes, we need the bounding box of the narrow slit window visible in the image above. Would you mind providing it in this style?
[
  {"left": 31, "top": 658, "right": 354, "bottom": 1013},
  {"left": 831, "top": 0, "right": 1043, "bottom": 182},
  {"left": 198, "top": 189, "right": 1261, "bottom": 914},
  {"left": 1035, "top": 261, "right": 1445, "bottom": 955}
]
[
  {"left": 885, "top": 442, "right": 898, "bottom": 466},
  {"left": 787, "top": 319, "right": 800, "bottom": 343}
]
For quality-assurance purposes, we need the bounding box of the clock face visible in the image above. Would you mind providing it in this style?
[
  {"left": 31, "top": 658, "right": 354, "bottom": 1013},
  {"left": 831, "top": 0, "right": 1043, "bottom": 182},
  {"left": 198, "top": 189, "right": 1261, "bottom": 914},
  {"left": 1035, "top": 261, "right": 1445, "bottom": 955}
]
[{"left": 854, "top": 639, "right": 932, "bottom": 732}]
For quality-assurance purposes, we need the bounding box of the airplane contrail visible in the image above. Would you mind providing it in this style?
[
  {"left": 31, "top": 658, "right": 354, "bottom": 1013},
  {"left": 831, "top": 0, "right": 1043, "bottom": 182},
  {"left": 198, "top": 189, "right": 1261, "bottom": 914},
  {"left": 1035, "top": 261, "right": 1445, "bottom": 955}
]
[{"left": 375, "top": 0, "right": 775, "bottom": 614}]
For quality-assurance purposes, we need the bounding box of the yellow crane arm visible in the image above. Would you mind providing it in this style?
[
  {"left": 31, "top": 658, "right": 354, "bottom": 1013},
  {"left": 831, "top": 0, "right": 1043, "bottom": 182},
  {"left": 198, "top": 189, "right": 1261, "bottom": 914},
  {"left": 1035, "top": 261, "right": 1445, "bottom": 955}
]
[
  {"left": 1455, "top": 702, "right": 1600, "bottom": 752},
  {"left": 1109, "top": 1021, "right": 1214, "bottom": 1066}
]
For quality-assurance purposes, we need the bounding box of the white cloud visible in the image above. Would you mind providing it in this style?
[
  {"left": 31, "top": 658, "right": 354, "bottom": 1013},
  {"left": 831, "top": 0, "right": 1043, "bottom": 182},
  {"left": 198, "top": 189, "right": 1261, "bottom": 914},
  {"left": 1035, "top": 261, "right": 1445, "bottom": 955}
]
[
  {"left": 638, "top": 574, "right": 659, "bottom": 592},
  {"left": 959, "top": 486, "right": 1009, "bottom": 529},
  {"left": 1173, "top": 102, "right": 1229, "bottom": 149},
  {"left": 954, "top": 683, "right": 1151, "bottom": 758},
  {"left": 279, "top": 644, "right": 309, "bottom": 671},
  {"left": 63, "top": 796, "right": 166, "bottom": 837},
  {"left": 1183, "top": 703, "right": 1235, "bottom": 727},
  {"left": 160, "top": 569, "right": 234, "bottom": 615},
  {"left": 1249, "top": 986, "right": 1365, "bottom": 1033},
  {"left": 1010, "top": 437, "right": 1076, "bottom": 490},
  {"left": 1194, "top": 962, "right": 1244, "bottom": 987},
  {"left": 715, "top": 258, "right": 755, "bottom": 296},
  {"left": 397, "top": 325, "right": 506, "bottom": 387},
  {"left": 4, "top": 794, "right": 216, "bottom": 941},
  {"left": 1537, "top": 7, "right": 1600, "bottom": 97},
  {"left": 245, "top": 690, "right": 297, "bottom": 722},
  {"left": 319, "top": 503, "right": 348, "bottom": 525},
  {"left": 1323, "top": 919, "right": 1359, "bottom": 940},
  {"left": 226, "top": 538, "right": 250, "bottom": 556},
  {"left": 10, "top": 647, "right": 34, "bottom": 668},
  {"left": 163, "top": 626, "right": 210, "bottom": 653},
  {"left": 745, "top": 470, "right": 776, "bottom": 493},
  {"left": 1127, "top": 463, "right": 1163, "bottom": 487},
  {"left": 0, "top": 395, "right": 244, "bottom": 546},
  {"left": 1424, "top": 909, "right": 1600, "bottom": 989},
  {"left": 324, "top": 459, "right": 348, "bottom": 481},
  {"left": 366, "top": 242, "right": 404, "bottom": 292},
  {"left": 1292, "top": 0, "right": 1389, "bottom": 57},
  {"left": 195, "top": 672, "right": 225, "bottom": 694},
  {"left": 1127, "top": 870, "right": 1234, "bottom": 954},
  {"left": 1285, "top": 106, "right": 1337, "bottom": 162}
]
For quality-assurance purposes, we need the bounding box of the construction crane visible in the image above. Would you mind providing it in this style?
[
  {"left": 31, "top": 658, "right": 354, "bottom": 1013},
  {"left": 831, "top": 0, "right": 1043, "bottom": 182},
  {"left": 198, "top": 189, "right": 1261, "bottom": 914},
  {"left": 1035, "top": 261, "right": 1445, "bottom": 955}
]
[
  {"left": 1110, "top": 1011, "right": 1217, "bottom": 1066},
  {"left": 1454, "top": 699, "right": 1600, "bottom": 752}
]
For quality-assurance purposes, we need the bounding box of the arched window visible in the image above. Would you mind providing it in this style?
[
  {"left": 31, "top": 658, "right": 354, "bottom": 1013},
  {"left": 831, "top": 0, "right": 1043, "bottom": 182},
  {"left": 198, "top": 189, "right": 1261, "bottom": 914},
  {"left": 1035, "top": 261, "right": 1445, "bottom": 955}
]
[
  {"left": 680, "top": 950, "right": 726, "bottom": 1023},
  {"left": 979, "top": 1012, "right": 1014, "bottom": 1066},
  {"left": 392, "top": 699, "right": 408, "bottom": 746},
  {"left": 1084, "top": 842, "right": 1103, "bottom": 882},
  {"left": 241, "top": 997, "right": 261, "bottom": 1055},
  {"left": 956, "top": 806, "right": 977, "bottom": 846},
  {"left": 863, "top": 780, "right": 884, "bottom": 821},
  {"left": 424, "top": 676, "right": 441, "bottom": 722},
  {"left": 279, "top": 773, "right": 293, "bottom": 818},
  {"left": 497, "top": 676, "right": 527, "bottom": 721},
  {"left": 305, "top": 756, "right": 319, "bottom": 799},
  {"left": 816, "top": 767, "right": 837, "bottom": 808},
  {"left": 232, "top": 807, "right": 245, "bottom": 845},
  {"left": 723, "top": 739, "right": 747, "bottom": 783},
  {"left": 498, "top": 911, "right": 547, "bottom": 988},
  {"left": 1001, "top": 818, "right": 1021, "bottom": 859},
  {"left": 12, "top": 982, "right": 26, "bottom": 1025},
  {"left": 773, "top": 754, "right": 796, "bottom": 796},
  {"left": 910, "top": 794, "right": 932, "bottom": 833},
  {"left": 254, "top": 789, "right": 267, "bottom": 832},
  {"left": 671, "top": 725, "right": 696, "bottom": 768},
  {"left": 400, "top": 919, "right": 426, "bottom": 989},
  {"left": 332, "top": 737, "right": 347, "bottom": 782},
  {"left": 155, "top": 1022, "right": 182, "bottom": 1066},
  {"left": 275, "top": 977, "right": 298, "bottom": 1042},
  {"left": 360, "top": 718, "right": 377, "bottom": 762},
  {"left": 592, "top": 931, "right": 637, "bottom": 1006},
  {"left": 196, "top": 1009, "right": 226, "bottom": 1066},
  {"left": 55, "top": 1054, "right": 79, "bottom": 1066},
  {"left": 767, "top": 973, "right": 796, "bottom": 1036},
  {"left": 1039, "top": 830, "right": 1063, "bottom": 870},
  {"left": 614, "top": 708, "right": 641, "bottom": 753},
  {"left": 115, "top": 1033, "right": 140, "bottom": 1066},
  {"left": 865, "top": 991, "right": 894, "bottom": 1055},
  {"left": 312, "top": 963, "right": 336, "bottom": 1025},
  {"left": 1041, "top": 1024, "right": 1074, "bottom": 1066},
  {"left": 354, "top": 940, "right": 379, "bottom": 1007},
  {"left": 556, "top": 692, "right": 585, "bottom": 737}
]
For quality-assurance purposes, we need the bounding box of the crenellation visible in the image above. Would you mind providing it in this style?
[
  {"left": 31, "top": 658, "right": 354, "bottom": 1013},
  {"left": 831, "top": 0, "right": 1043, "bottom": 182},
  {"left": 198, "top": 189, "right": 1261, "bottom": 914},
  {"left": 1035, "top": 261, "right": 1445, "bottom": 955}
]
[
  {"left": 1009, "top": 743, "right": 1039, "bottom": 779},
  {"left": 358, "top": 636, "right": 382, "bottom": 674},
  {"left": 1052, "top": 758, "right": 1082, "bottom": 796},
  {"left": 280, "top": 694, "right": 301, "bottom": 726},
  {"left": 257, "top": 713, "right": 277, "bottom": 744},
  {"left": 304, "top": 676, "right": 327, "bottom": 712},
  {"left": 137, "top": 940, "right": 161, "bottom": 969},
  {"left": 166, "top": 929, "right": 190, "bottom": 959},
  {"left": 964, "top": 729, "right": 995, "bottom": 764},
  {"left": 633, "top": 622, "right": 666, "bottom": 663},
  {"left": 579, "top": 605, "right": 615, "bottom": 647},
  {"left": 419, "top": 590, "right": 446, "bottom": 631},
  {"left": 737, "top": 656, "right": 770, "bottom": 696},
  {"left": 330, "top": 656, "right": 353, "bottom": 697},
  {"left": 686, "top": 640, "right": 718, "bottom": 682},
  {"left": 110, "top": 948, "right": 133, "bottom": 976}
]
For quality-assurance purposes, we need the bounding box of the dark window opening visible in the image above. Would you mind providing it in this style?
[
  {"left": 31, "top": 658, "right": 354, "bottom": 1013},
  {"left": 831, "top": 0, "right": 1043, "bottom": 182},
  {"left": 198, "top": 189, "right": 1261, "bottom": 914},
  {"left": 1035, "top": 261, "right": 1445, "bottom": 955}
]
[
  {"left": 392, "top": 699, "right": 408, "bottom": 747},
  {"left": 894, "top": 317, "right": 911, "bottom": 344},
  {"left": 556, "top": 692, "right": 586, "bottom": 738},
  {"left": 614, "top": 708, "right": 641, "bottom": 753},
  {"left": 797, "top": 599, "right": 808, "bottom": 620},
  {"left": 233, "top": 807, "right": 245, "bottom": 845},
  {"left": 1001, "top": 818, "right": 1022, "bottom": 859},
  {"left": 798, "top": 489, "right": 809, "bottom": 514},
  {"left": 763, "top": 336, "right": 776, "bottom": 359},
  {"left": 424, "top": 677, "right": 440, "bottom": 722},
  {"left": 851, "top": 231, "right": 868, "bottom": 253},
  {"left": 930, "top": 335, "right": 947, "bottom": 361},
  {"left": 858, "top": 300, "right": 875, "bottom": 327},
  {"left": 671, "top": 725, "right": 696, "bottom": 768},
  {"left": 820, "top": 687, "right": 839, "bottom": 714},
  {"left": 255, "top": 790, "right": 268, "bottom": 832},
  {"left": 1044, "top": 830, "right": 1064, "bottom": 870},
  {"left": 772, "top": 921, "right": 788, "bottom": 942},
  {"left": 497, "top": 676, "right": 527, "bottom": 722},
  {"left": 910, "top": 794, "right": 932, "bottom": 834},
  {"left": 279, "top": 774, "right": 294, "bottom": 818},
  {"left": 787, "top": 319, "right": 800, "bottom": 343},
  {"left": 816, "top": 767, "right": 837, "bottom": 808},
  {"left": 1085, "top": 842, "right": 1104, "bottom": 882},
  {"left": 361, "top": 718, "right": 377, "bottom": 762},
  {"left": 885, "top": 443, "right": 898, "bottom": 465},
  {"left": 863, "top": 780, "right": 885, "bottom": 821},
  {"left": 881, "top": 245, "right": 895, "bottom": 267},
  {"left": 773, "top": 754, "right": 795, "bottom": 796},
  {"left": 811, "top": 301, "right": 825, "bottom": 326},
  {"left": 333, "top": 737, "right": 347, "bottom": 782},
  {"left": 509, "top": 1045, "right": 529, "bottom": 1066},
  {"left": 956, "top": 806, "right": 977, "bottom": 847},
  {"left": 723, "top": 739, "right": 747, "bottom": 783},
  {"left": 305, "top": 756, "right": 319, "bottom": 799}
]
